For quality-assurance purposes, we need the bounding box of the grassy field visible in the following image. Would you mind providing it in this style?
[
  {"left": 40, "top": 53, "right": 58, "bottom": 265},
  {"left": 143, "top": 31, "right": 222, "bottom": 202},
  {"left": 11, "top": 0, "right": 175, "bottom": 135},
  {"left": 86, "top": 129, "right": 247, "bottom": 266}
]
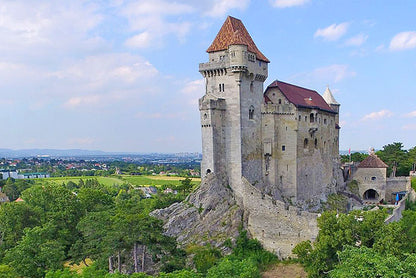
[{"left": 34, "top": 175, "right": 201, "bottom": 188}]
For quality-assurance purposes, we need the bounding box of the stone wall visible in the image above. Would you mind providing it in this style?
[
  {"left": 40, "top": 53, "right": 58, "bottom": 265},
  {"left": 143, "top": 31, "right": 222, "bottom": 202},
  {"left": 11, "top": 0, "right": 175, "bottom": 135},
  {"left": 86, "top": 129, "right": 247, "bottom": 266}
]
[
  {"left": 241, "top": 177, "right": 318, "bottom": 258},
  {"left": 385, "top": 177, "right": 410, "bottom": 203}
]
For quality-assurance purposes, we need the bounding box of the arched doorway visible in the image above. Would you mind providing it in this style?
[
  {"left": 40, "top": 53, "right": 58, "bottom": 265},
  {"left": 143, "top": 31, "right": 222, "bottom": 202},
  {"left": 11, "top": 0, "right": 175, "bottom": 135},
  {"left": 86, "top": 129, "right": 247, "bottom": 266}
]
[{"left": 363, "top": 189, "right": 379, "bottom": 200}]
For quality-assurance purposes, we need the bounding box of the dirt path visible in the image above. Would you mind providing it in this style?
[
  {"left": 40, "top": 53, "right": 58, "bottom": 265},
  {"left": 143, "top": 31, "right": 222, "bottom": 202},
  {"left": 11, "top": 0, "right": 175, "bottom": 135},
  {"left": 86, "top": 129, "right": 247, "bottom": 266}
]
[{"left": 262, "top": 263, "right": 308, "bottom": 278}]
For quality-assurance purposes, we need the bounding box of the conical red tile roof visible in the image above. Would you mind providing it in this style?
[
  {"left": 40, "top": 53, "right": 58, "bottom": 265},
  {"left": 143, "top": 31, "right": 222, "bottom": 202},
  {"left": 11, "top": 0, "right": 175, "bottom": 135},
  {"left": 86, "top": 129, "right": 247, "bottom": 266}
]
[{"left": 207, "top": 16, "right": 269, "bottom": 63}]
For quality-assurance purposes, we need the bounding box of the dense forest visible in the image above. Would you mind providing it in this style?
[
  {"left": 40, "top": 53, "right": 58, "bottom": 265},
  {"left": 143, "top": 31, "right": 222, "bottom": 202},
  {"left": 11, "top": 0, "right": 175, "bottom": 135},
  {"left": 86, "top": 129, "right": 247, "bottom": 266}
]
[
  {"left": 0, "top": 178, "right": 275, "bottom": 277},
  {"left": 341, "top": 142, "right": 416, "bottom": 176}
]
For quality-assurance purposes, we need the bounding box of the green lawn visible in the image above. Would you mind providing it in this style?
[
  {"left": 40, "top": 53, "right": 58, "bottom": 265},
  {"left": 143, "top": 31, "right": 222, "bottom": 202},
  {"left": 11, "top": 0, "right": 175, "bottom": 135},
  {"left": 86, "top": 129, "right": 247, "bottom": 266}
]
[
  {"left": 33, "top": 175, "right": 200, "bottom": 188},
  {"left": 122, "top": 175, "right": 200, "bottom": 187}
]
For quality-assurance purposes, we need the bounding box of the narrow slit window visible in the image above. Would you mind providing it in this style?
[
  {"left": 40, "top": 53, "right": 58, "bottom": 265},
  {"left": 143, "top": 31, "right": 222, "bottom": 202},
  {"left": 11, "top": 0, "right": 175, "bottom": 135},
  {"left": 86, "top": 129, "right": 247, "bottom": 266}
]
[{"left": 249, "top": 106, "right": 255, "bottom": 120}]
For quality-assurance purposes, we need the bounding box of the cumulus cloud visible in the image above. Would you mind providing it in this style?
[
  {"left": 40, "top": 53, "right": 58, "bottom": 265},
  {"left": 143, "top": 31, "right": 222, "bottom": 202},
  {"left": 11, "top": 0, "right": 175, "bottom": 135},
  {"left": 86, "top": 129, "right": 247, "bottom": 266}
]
[
  {"left": 314, "top": 22, "right": 349, "bottom": 41},
  {"left": 204, "top": 0, "right": 250, "bottom": 17},
  {"left": 405, "top": 111, "right": 416, "bottom": 118},
  {"left": 291, "top": 64, "right": 356, "bottom": 85},
  {"left": 361, "top": 110, "right": 393, "bottom": 121},
  {"left": 0, "top": 1, "right": 104, "bottom": 58},
  {"left": 345, "top": 33, "right": 368, "bottom": 46},
  {"left": 181, "top": 79, "right": 205, "bottom": 105},
  {"left": 121, "top": 0, "right": 194, "bottom": 48},
  {"left": 48, "top": 53, "right": 159, "bottom": 109},
  {"left": 270, "top": 0, "right": 310, "bottom": 8},
  {"left": 125, "top": 32, "right": 152, "bottom": 49},
  {"left": 389, "top": 31, "right": 416, "bottom": 51}
]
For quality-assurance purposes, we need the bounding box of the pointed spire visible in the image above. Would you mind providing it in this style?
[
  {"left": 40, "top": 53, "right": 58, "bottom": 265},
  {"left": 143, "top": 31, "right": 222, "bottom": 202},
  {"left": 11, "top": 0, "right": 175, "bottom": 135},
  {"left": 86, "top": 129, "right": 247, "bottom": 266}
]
[
  {"left": 322, "top": 86, "right": 339, "bottom": 105},
  {"left": 207, "top": 16, "right": 269, "bottom": 63}
]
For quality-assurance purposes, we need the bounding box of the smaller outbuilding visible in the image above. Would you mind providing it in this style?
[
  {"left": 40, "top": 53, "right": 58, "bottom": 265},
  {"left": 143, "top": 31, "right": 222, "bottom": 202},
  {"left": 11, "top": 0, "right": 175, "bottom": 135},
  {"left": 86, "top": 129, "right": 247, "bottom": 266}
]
[{"left": 354, "top": 152, "right": 388, "bottom": 203}]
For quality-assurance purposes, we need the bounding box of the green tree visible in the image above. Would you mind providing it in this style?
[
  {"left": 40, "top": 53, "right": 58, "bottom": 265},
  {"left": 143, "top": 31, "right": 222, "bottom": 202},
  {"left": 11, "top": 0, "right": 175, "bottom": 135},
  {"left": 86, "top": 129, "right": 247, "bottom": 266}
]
[
  {"left": 206, "top": 258, "right": 260, "bottom": 278},
  {"left": 293, "top": 210, "right": 387, "bottom": 277},
  {"left": 4, "top": 223, "right": 65, "bottom": 278},
  {"left": 21, "top": 184, "right": 82, "bottom": 249},
  {"left": 376, "top": 142, "right": 410, "bottom": 176},
  {"left": 0, "top": 264, "right": 18, "bottom": 278},
  {"left": 0, "top": 201, "right": 39, "bottom": 259},
  {"left": 330, "top": 246, "right": 416, "bottom": 278}
]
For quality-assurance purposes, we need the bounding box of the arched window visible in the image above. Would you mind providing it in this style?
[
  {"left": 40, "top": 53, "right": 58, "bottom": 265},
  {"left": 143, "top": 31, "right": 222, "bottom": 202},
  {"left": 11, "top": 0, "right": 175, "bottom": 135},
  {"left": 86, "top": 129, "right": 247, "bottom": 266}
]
[
  {"left": 249, "top": 106, "right": 254, "bottom": 120},
  {"left": 304, "top": 138, "right": 308, "bottom": 148},
  {"left": 250, "top": 82, "right": 254, "bottom": 93},
  {"left": 314, "top": 138, "right": 318, "bottom": 148},
  {"left": 310, "top": 113, "right": 314, "bottom": 123}
]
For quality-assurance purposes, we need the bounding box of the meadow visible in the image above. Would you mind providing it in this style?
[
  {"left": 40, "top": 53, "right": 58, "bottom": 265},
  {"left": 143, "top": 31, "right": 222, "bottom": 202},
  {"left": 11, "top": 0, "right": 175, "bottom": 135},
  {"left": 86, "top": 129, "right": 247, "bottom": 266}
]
[{"left": 34, "top": 175, "right": 200, "bottom": 188}]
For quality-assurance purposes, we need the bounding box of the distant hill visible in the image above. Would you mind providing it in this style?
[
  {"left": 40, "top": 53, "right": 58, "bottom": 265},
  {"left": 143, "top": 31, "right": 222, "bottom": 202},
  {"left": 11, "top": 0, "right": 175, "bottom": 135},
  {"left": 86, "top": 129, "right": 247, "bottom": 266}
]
[
  {"left": 0, "top": 149, "right": 202, "bottom": 162},
  {"left": 0, "top": 148, "right": 111, "bottom": 158}
]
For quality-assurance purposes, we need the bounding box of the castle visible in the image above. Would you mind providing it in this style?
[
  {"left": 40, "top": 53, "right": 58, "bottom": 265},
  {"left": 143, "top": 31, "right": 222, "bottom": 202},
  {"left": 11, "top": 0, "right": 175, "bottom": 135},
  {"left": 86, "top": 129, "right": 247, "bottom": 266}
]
[
  {"left": 199, "top": 16, "right": 342, "bottom": 209},
  {"left": 155, "top": 16, "right": 412, "bottom": 257},
  {"left": 154, "top": 16, "right": 345, "bottom": 258}
]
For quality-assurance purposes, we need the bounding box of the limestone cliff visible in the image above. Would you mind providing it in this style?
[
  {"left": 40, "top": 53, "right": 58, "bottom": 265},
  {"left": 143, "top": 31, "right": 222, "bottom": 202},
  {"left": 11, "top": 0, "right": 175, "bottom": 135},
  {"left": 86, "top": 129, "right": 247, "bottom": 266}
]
[{"left": 151, "top": 173, "right": 243, "bottom": 247}]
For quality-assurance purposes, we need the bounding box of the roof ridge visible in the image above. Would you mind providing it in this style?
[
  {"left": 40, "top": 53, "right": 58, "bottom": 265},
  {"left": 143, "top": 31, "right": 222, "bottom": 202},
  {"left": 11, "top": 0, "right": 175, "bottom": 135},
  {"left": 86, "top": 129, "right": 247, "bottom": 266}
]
[
  {"left": 270, "top": 80, "right": 318, "bottom": 93},
  {"left": 206, "top": 16, "right": 269, "bottom": 63}
]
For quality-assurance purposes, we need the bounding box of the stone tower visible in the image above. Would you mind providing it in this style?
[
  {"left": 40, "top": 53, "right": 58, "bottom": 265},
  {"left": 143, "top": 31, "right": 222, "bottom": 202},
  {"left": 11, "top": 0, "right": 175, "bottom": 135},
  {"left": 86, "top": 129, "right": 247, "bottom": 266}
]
[{"left": 199, "top": 16, "right": 269, "bottom": 201}]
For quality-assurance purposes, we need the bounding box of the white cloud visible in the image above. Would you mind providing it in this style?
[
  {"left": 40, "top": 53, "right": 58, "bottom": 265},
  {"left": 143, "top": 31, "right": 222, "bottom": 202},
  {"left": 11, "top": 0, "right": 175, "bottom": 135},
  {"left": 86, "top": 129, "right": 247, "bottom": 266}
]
[
  {"left": 389, "top": 31, "right": 416, "bottom": 51},
  {"left": 64, "top": 95, "right": 101, "bottom": 108},
  {"left": 314, "top": 22, "right": 349, "bottom": 41},
  {"left": 125, "top": 32, "right": 152, "bottom": 49},
  {"left": 270, "top": 0, "right": 310, "bottom": 8},
  {"left": 361, "top": 110, "right": 393, "bottom": 121},
  {"left": 47, "top": 53, "right": 160, "bottom": 109},
  {"left": 345, "top": 34, "right": 368, "bottom": 46},
  {"left": 53, "top": 53, "right": 158, "bottom": 89},
  {"left": 0, "top": 1, "right": 104, "bottom": 57},
  {"left": 121, "top": 0, "right": 194, "bottom": 48},
  {"left": 292, "top": 64, "right": 356, "bottom": 84},
  {"left": 181, "top": 79, "right": 205, "bottom": 106},
  {"left": 405, "top": 111, "right": 416, "bottom": 118},
  {"left": 204, "top": 0, "right": 250, "bottom": 17}
]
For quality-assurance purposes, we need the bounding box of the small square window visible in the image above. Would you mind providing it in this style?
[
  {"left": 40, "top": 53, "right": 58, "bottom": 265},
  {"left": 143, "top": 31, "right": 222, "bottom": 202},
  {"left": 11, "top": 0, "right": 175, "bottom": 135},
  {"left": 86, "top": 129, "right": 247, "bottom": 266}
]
[{"left": 282, "top": 145, "right": 286, "bottom": 151}]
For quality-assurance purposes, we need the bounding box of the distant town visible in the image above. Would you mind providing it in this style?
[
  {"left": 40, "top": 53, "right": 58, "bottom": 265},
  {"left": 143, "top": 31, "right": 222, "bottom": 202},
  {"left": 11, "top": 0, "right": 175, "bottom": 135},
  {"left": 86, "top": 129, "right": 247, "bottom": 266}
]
[{"left": 0, "top": 152, "right": 201, "bottom": 180}]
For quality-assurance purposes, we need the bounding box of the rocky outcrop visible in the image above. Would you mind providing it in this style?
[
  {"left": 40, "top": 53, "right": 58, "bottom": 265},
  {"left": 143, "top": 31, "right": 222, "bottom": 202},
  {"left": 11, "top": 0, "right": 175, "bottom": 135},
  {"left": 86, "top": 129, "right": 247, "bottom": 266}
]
[{"left": 151, "top": 173, "right": 243, "bottom": 247}]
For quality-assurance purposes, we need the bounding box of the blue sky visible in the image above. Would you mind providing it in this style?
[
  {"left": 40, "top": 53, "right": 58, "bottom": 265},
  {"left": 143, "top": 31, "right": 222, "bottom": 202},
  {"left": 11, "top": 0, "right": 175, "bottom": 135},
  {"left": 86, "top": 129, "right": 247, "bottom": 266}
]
[{"left": 1, "top": 0, "right": 415, "bottom": 153}]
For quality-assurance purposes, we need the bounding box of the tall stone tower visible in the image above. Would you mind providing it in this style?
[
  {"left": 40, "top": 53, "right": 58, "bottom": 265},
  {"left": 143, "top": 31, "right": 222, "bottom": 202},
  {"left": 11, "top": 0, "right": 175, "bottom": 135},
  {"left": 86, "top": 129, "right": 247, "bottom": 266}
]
[{"left": 199, "top": 16, "right": 269, "bottom": 200}]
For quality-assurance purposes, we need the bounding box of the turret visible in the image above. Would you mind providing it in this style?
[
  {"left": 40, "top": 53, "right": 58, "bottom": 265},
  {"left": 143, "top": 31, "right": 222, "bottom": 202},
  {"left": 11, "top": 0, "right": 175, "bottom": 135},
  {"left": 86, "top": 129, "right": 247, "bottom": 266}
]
[{"left": 323, "top": 86, "right": 340, "bottom": 114}]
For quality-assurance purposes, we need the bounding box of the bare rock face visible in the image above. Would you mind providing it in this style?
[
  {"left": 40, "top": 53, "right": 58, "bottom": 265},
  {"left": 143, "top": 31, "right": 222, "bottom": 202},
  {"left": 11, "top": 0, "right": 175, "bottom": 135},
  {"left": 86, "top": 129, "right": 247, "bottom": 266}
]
[{"left": 151, "top": 173, "right": 243, "bottom": 247}]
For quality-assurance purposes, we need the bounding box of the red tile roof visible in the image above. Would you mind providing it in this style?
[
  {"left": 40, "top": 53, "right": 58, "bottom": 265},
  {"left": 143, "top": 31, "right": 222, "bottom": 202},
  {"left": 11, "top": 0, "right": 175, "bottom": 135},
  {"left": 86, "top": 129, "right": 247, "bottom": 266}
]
[
  {"left": 357, "top": 155, "right": 388, "bottom": 168},
  {"left": 265, "top": 80, "right": 335, "bottom": 113},
  {"left": 207, "top": 16, "right": 269, "bottom": 63}
]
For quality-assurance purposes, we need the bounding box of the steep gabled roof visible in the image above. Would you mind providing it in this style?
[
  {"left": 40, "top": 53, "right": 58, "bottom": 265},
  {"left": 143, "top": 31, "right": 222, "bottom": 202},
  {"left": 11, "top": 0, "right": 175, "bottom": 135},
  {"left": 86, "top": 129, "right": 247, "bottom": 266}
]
[
  {"left": 265, "top": 80, "right": 336, "bottom": 113},
  {"left": 357, "top": 154, "right": 388, "bottom": 168},
  {"left": 207, "top": 16, "right": 269, "bottom": 63}
]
